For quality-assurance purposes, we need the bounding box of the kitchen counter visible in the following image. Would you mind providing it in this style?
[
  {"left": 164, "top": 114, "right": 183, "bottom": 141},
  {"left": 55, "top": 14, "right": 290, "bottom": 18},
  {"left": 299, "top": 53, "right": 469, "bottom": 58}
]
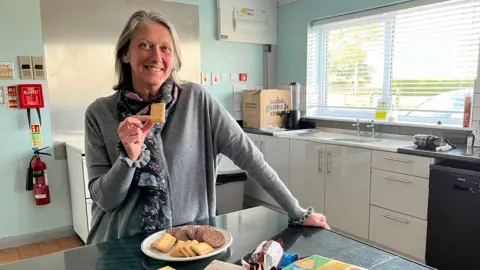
[
  {"left": 0, "top": 207, "right": 433, "bottom": 270},
  {"left": 398, "top": 145, "right": 480, "bottom": 164},
  {"left": 65, "top": 141, "right": 85, "bottom": 155},
  {"left": 242, "top": 127, "right": 275, "bottom": 136},
  {"left": 272, "top": 129, "right": 415, "bottom": 152}
]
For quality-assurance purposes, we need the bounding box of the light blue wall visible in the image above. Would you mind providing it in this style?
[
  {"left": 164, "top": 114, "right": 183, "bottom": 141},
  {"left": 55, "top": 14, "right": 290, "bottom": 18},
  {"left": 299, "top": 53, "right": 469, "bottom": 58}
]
[
  {"left": 277, "top": 0, "right": 410, "bottom": 85},
  {"left": 173, "top": 0, "right": 264, "bottom": 111},
  {"left": 0, "top": 0, "right": 264, "bottom": 240},
  {"left": 0, "top": 0, "right": 73, "bottom": 240}
]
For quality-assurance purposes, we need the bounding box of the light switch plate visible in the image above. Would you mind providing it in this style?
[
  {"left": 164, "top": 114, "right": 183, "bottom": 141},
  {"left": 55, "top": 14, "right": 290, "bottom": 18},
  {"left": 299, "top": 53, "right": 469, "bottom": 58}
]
[
  {"left": 18, "top": 56, "right": 33, "bottom": 80},
  {"left": 230, "top": 73, "right": 238, "bottom": 82},
  {"left": 32, "top": 56, "right": 45, "bottom": 80},
  {"left": 0, "top": 86, "right": 5, "bottom": 105}
]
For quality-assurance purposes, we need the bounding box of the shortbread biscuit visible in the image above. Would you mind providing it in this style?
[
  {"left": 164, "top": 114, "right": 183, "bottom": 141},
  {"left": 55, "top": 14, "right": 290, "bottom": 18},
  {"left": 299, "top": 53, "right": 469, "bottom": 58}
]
[
  {"left": 151, "top": 103, "right": 166, "bottom": 123},
  {"left": 192, "top": 242, "right": 214, "bottom": 256},
  {"left": 150, "top": 233, "right": 176, "bottom": 253}
]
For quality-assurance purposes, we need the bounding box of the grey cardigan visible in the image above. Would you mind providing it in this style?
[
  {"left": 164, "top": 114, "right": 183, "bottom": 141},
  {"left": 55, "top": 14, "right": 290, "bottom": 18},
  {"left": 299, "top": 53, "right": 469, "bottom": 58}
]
[{"left": 84, "top": 82, "right": 308, "bottom": 244}]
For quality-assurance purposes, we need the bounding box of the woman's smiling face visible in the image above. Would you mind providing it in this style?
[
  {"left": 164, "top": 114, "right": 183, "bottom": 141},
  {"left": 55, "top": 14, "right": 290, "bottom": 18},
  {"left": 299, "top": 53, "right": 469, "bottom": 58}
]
[{"left": 123, "top": 22, "right": 175, "bottom": 91}]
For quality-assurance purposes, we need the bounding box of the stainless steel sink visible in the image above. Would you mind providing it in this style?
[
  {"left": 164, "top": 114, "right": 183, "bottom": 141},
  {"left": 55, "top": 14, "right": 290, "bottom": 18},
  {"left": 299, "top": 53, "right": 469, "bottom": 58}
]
[{"left": 331, "top": 138, "right": 380, "bottom": 143}]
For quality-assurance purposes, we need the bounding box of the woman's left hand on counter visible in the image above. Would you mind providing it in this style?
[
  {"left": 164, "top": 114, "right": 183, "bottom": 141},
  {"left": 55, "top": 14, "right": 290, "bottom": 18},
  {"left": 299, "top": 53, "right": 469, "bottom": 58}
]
[{"left": 304, "top": 213, "right": 330, "bottom": 230}]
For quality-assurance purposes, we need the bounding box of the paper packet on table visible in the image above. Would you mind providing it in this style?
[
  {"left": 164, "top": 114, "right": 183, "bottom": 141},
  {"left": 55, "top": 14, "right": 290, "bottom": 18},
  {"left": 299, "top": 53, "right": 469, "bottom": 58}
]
[
  {"left": 241, "top": 239, "right": 298, "bottom": 270},
  {"left": 283, "top": 255, "right": 367, "bottom": 270},
  {"left": 203, "top": 260, "right": 243, "bottom": 269}
]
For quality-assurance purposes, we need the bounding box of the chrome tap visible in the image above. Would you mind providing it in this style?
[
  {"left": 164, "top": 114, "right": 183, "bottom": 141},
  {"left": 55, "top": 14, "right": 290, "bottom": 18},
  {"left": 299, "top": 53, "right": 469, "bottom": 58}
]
[
  {"left": 352, "top": 119, "right": 361, "bottom": 136},
  {"left": 367, "top": 120, "right": 376, "bottom": 138}
]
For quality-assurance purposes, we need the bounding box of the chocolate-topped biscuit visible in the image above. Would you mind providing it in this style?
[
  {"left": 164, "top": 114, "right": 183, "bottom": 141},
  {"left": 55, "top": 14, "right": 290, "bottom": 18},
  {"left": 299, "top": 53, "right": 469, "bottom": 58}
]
[
  {"left": 186, "top": 225, "right": 199, "bottom": 240},
  {"left": 202, "top": 229, "right": 226, "bottom": 248},
  {"left": 166, "top": 227, "right": 180, "bottom": 236},
  {"left": 172, "top": 228, "right": 190, "bottom": 242},
  {"left": 195, "top": 226, "right": 214, "bottom": 242}
]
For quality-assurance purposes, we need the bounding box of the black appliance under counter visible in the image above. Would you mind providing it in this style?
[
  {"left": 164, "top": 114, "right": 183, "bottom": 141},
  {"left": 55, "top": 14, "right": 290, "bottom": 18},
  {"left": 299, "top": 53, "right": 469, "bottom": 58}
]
[
  {"left": 426, "top": 159, "right": 480, "bottom": 269},
  {"left": 398, "top": 145, "right": 480, "bottom": 163}
]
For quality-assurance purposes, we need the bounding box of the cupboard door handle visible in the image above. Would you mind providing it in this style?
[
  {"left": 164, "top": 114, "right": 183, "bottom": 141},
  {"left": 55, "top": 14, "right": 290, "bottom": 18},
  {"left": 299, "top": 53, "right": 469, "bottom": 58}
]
[
  {"left": 327, "top": 153, "right": 331, "bottom": 173},
  {"left": 382, "top": 176, "right": 411, "bottom": 184},
  {"left": 318, "top": 150, "right": 323, "bottom": 172},
  {"left": 261, "top": 142, "right": 264, "bottom": 153},
  {"left": 384, "top": 157, "right": 412, "bottom": 163},
  {"left": 381, "top": 214, "right": 410, "bottom": 224}
]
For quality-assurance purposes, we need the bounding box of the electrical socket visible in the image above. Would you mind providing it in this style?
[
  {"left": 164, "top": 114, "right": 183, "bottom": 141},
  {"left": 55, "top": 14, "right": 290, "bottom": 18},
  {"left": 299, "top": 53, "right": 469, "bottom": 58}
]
[
  {"left": 18, "top": 56, "right": 33, "bottom": 80},
  {"left": 32, "top": 56, "right": 45, "bottom": 80}
]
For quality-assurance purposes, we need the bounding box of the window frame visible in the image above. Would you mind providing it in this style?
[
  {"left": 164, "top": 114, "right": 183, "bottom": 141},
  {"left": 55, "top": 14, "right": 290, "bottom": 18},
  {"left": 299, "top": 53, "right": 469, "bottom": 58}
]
[{"left": 306, "top": 0, "right": 480, "bottom": 127}]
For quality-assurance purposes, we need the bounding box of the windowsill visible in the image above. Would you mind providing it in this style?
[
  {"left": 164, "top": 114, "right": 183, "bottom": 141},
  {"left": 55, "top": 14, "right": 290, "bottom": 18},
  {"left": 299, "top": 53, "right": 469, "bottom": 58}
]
[{"left": 303, "top": 115, "right": 476, "bottom": 132}]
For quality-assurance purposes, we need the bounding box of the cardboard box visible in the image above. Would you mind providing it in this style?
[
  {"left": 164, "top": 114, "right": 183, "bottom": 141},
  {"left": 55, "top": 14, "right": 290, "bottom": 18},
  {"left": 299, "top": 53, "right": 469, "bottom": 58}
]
[{"left": 242, "top": 89, "right": 291, "bottom": 129}]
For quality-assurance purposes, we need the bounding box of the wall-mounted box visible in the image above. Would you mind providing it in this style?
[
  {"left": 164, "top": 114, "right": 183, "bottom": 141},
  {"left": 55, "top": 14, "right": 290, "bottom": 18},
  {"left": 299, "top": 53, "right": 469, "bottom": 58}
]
[{"left": 217, "top": 0, "right": 277, "bottom": 45}]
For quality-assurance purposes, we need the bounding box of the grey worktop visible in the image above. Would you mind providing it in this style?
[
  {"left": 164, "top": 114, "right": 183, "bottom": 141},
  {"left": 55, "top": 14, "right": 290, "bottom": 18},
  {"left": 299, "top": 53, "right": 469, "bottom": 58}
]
[
  {"left": 398, "top": 145, "right": 480, "bottom": 164},
  {"left": 242, "top": 127, "right": 274, "bottom": 136}
]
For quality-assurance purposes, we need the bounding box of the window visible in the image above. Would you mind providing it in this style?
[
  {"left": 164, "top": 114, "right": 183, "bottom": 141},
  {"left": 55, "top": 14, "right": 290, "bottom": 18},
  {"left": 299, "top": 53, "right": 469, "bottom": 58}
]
[{"left": 307, "top": 0, "right": 480, "bottom": 126}]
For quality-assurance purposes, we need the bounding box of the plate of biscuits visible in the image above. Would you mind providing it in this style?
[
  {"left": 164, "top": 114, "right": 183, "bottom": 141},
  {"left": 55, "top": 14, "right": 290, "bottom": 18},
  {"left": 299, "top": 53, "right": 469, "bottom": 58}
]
[{"left": 141, "top": 225, "right": 233, "bottom": 262}]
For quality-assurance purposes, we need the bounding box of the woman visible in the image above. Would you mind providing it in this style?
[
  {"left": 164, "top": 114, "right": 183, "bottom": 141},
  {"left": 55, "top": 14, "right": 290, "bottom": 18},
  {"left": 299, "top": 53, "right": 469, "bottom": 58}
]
[{"left": 84, "top": 9, "right": 329, "bottom": 245}]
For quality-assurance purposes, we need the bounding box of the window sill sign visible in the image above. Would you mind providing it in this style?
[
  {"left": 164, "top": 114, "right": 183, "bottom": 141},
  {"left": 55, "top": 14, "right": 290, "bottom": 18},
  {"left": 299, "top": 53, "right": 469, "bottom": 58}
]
[{"left": 375, "top": 99, "right": 388, "bottom": 121}]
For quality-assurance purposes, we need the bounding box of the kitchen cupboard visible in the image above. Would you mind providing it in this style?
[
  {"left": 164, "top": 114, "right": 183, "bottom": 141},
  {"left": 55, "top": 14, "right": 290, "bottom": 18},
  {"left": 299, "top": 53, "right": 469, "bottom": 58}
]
[
  {"left": 243, "top": 132, "right": 433, "bottom": 261},
  {"left": 324, "top": 145, "right": 371, "bottom": 239},
  {"left": 244, "top": 133, "right": 290, "bottom": 207},
  {"left": 289, "top": 140, "right": 371, "bottom": 239},
  {"left": 289, "top": 139, "right": 326, "bottom": 214}
]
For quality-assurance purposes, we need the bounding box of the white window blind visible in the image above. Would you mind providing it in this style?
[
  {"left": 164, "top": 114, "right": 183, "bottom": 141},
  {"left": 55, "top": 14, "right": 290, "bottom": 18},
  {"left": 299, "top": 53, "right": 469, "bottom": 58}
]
[{"left": 307, "top": 0, "right": 480, "bottom": 125}]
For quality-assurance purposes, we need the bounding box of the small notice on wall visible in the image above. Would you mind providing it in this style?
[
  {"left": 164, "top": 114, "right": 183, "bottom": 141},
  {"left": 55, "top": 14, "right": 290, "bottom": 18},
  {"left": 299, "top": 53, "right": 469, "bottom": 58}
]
[
  {"left": 0, "top": 62, "right": 15, "bottom": 80},
  {"left": 30, "top": 124, "right": 42, "bottom": 148},
  {"left": 7, "top": 85, "right": 18, "bottom": 108}
]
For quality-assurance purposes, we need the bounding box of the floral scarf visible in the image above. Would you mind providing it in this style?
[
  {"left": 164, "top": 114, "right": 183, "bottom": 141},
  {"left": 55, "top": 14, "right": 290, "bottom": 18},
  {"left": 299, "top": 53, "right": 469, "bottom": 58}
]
[{"left": 116, "top": 77, "right": 179, "bottom": 233}]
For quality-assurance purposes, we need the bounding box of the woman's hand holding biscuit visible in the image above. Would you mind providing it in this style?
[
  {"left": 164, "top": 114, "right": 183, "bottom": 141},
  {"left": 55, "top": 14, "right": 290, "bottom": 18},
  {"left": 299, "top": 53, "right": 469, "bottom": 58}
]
[{"left": 118, "top": 115, "right": 154, "bottom": 161}]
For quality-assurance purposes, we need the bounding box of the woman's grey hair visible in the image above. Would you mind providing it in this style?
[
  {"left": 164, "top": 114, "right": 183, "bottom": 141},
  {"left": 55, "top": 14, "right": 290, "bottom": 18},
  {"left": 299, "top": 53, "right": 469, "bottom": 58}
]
[{"left": 113, "top": 10, "right": 182, "bottom": 90}]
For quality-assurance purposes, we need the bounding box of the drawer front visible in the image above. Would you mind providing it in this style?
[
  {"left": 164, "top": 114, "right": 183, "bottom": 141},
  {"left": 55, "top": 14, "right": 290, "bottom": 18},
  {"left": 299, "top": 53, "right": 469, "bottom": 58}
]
[
  {"left": 372, "top": 151, "right": 431, "bottom": 178},
  {"left": 371, "top": 169, "right": 429, "bottom": 219},
  {"left": 369, "top": 206, "right": 427, "bottom": 260}
]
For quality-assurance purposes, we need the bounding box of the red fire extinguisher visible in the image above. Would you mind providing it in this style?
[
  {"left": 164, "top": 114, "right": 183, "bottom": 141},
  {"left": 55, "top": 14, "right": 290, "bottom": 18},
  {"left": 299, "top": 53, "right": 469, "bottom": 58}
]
[{"left": 26, "top": 147, "right": 51, "bottom": 205}]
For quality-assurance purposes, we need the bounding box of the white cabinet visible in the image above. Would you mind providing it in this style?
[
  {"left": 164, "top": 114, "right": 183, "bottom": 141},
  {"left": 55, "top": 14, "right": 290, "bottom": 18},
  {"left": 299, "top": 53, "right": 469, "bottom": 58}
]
[
  {"left": 245, "top": 132, "right": 433, "bottom": 261},
  {"left": 65, "top": 143, "right": 91, "bottom": 243},
  {"left": 324, "top": 145, "right": 371, "bottom": 239},
  {"left": 244, "top": 133, "right": 290, "bottom": 206},
  {"left": 289, "top": 139, "right": 325, "bottom": 214},
  {"left": 289, "top": 140, "right": 371, "bottom": 239},
  {"left": 369, "top": 150, "right": 432, "bottom": 261}
]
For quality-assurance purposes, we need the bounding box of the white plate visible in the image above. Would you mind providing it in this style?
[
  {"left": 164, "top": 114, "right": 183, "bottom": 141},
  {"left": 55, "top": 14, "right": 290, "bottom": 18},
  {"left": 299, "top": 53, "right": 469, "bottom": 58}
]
[{"left": 141, "top": 226, "right": 233, "bottom": 262}]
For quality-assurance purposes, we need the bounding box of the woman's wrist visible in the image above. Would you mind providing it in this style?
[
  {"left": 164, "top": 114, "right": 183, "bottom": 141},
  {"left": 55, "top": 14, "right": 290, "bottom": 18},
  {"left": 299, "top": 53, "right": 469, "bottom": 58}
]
[
  {"left": 116, "top": 141, "right": 150, "bottom": 168},
  {"left": 288, "top": 207, "right": 314, "bottom": 226}
]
